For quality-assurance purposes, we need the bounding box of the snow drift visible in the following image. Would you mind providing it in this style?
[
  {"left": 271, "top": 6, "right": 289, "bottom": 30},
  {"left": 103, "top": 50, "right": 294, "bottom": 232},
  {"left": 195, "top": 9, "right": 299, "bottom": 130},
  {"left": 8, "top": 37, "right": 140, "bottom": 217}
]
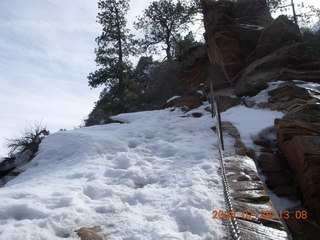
[{"left": 0, "top": 105, "right": 225, "bottom": 240}]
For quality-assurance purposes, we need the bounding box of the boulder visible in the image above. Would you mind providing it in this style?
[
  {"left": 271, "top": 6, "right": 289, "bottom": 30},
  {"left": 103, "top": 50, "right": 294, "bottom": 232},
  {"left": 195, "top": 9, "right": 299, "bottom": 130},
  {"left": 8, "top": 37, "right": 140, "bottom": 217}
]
[
  {"left": 275, "top": 104, "right": 320, "bottom": 144},
  {"left": 161, "top": 92, "right": 203, "bottom": 112},
  {"left": 269, "top": 82, "right": 311, "bottom": 103},
  {"left": 192, "top": 112, "right": 203, "bottom": 118},
  {"left": 0, "top": 157, "right": 20, "bottom": 185},
  {"left": 181, "top": 45, "right": 230, "bottom": 91},
  {"left": 0, "top": 157, "right": 16, "bottom": 173},
  {"left": 280, "top": 135, "right": 320, "bottom": 222},
  {"left": 246, "top": 15, "right": 302, "bottom": 64},
  {"left": 276, "top": 69, "right": 320, "bottom": 82},
  {"left": 225, "top": 155, "right": 288, "bottom": 237},
  {"left": 266, "top": 172, "right": 292, "bottom": 189},
  {"left": 234, "top": 42, "right": 320, "bottom": 96},
  {"left": 275, "top": 103, "right": 320, "bottom": 222},
  {"left": 202, "top": 0, "right": 271, "bottom": 83},
  {"left": 75, "top": 226, "right": 106, "bottom": 240},
  {"left": 286, "top": 217, "right": 320, "bottom": 240},
  {"left": 217, "top": 95, "right": 241, "bottom": 112},
  {"left": 260, "top": 82, "right": 317, "bottom": 112},
  {"left": 258, "top": 153, "right": 285, "bottom": 173}
]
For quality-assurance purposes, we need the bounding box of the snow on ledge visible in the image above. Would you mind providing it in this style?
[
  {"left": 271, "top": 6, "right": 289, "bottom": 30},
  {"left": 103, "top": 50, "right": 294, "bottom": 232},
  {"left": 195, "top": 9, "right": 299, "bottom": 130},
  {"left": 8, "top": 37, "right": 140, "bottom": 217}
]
[
  {"left": 166, "top": 95, "right": 180, "bottom": 103},
  {"left": 222, "top": 105, "right": 284, "bottom": 149}
]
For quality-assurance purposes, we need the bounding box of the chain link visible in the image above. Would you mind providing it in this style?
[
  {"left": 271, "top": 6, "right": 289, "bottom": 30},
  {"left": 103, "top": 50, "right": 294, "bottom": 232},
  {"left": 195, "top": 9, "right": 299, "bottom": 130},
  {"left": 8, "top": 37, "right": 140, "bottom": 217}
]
[{"left": 210, "top": 82, "right": 241, "bottom": 240}]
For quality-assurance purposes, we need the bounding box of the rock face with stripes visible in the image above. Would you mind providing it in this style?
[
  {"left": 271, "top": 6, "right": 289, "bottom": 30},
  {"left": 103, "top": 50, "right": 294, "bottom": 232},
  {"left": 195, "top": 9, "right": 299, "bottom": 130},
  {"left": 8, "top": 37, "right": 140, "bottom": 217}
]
[
  {"left": 275, "top": 104, "right": 320, "bottom": 223},
  {"left": 201, "top": 0, "right": 320, "bottom": 96},
  {"left": 201, "top": 0, "right": 320, "bottom": 239},
  {"left": 202, "top": 0, "right": 272, "bottom": 85}
]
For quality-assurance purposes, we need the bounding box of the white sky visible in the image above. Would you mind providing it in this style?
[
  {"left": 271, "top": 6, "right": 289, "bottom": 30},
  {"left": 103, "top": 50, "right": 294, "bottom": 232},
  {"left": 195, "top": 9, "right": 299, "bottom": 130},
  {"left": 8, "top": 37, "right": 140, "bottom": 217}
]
[
  {"left": 0, "top": 0, "right": 319, "bottom": 157},
  {"left": 0, "top": 0, "right": 153, "bottom": 157}
]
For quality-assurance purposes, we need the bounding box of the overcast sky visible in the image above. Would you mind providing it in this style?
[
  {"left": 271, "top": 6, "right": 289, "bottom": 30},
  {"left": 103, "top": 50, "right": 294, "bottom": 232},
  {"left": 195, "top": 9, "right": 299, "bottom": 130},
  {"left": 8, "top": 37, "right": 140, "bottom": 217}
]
[
  {"left": 0, "top": 0, "right": 319, "bottom": 157},
  {"left": 0, "top": 0, "right": 153, "bottom": 157}
]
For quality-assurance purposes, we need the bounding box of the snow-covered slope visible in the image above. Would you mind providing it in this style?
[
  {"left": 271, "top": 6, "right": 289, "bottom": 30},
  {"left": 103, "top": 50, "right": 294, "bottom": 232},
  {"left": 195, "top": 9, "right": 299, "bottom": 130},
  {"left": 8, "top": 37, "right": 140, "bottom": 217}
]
[{"left": 0, "top": 105, "right": 225, "bottom": 240}]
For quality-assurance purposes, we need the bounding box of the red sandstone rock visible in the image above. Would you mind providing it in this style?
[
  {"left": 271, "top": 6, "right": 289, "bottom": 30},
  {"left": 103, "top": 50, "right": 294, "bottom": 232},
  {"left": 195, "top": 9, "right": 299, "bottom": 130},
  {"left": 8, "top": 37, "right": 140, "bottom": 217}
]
[
  {"left": 234, "top": 42, "right": 319, "bottom": 96},
  {"left": 202, "top": 0, "right": 270, "bottom": 83},
  {"left": 280, "top": 135, "right": 320, "bottom": 222},
  {"left": 266, "top": 172, "right": 292, "bottom": 189},
  {"left": 181, "top": 46, "right": 230, "bottom": 92},
  {"left": 246, "top": 15, "right": 302, "bottom": 64},
  {"left": 161, "top": 92, "right": 203, "bottom": 112},
  {"left": 286, "top": 217, "right": 320, "bottom": 240},
  {"left": 75, "top": 226, "right": 107, "bottom": 240},
  {"left": 275, "top": 104, "right": 320, "bottom": 143},
  {"left": 217, "top": 95, "right": 241, "bottom": 112},
  {"left": 202, "top": 0, "right": 320, "bottom": 228},
  {"left": 258, "top": 153, "right": 287, "bottom": 173}
]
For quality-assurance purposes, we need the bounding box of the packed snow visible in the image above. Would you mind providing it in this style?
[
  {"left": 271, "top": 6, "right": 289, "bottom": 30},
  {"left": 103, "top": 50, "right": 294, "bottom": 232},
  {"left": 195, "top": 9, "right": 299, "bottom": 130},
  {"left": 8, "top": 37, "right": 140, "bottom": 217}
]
[
  {"left": 222, "top": 105, "right": 284, "bottom": 149},
  {"left": 0, "top": 94, "right": 290, "bottom": 240},
  {"left": 222, "top": 97, "right": 298, "bottom": 215},
  {"left": 0, "top": 105, "right": 226, "bottom": 240},
  {"left": 247, "top": 81, "right": 285, "bottom": 104}
]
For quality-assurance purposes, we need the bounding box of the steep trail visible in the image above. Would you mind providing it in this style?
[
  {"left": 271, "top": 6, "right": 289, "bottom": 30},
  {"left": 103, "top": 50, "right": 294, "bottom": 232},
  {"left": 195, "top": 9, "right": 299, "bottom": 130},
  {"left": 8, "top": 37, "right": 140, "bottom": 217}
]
[
  {"left": 210, "top": 94, "right": 288, "bottom": 240},
  {"left": 0, "top": 104, "right": 226, "bottom": 240}
]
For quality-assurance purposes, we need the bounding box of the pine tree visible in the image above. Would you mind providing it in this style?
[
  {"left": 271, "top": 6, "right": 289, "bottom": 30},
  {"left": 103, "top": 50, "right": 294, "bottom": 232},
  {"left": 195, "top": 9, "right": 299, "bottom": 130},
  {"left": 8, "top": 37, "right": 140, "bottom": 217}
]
[
  {"left": 135, "top": 0, "right": 198, "bottom": 61},
  {"left": 88, "top": 0, "right": 134, "bottom": 102},
  {"left": 267, "top": 0, "right": 319, "bottom": 27},
  {"left": 173, "top": 31, "right": 200, "bottom": 61}
]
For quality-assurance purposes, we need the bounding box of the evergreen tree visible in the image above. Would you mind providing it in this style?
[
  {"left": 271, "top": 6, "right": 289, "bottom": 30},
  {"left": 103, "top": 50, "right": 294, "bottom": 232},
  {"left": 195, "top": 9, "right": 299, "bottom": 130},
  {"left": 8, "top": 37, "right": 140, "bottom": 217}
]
[
  {"left": 267, "top": 0, "right": 286, "bottom": 13},
  {"left": 267, "top": 0, "right": 319, "bottom": 27},
  {"left": 303, "top": 29, "right": 320, "bottom": 58},
  {"left": 135, "top": 0, "right": 198, "bottom": 61},
  {"left": 173, "top": 31, "right": 200, "bottom": 61},
  {"left": 88, "top": 0, "right": 134, "bottom": 102}
]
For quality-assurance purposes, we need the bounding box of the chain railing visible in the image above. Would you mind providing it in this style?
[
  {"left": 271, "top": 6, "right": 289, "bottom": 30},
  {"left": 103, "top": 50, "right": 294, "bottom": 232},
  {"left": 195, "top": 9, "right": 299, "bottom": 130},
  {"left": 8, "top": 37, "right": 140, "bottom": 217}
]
[{"left": 209, "top": 81, "right": 241, "bottom": 240}]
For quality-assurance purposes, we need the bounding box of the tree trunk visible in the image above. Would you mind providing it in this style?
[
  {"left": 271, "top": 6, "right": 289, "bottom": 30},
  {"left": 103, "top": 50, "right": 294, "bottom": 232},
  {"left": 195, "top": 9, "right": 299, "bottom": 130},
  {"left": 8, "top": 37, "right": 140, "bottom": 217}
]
[
  {"left": 291, "top": 0, "right": 298, "bottom": 26},
  {"left": 166, "top": 47, "right": 172, "bottom": 61},
  {"left": 115, "top": 7, "right": 125, "bottom": 103},
  {"left": 165, "top": 35, "right": 172, "bottom": 61}
]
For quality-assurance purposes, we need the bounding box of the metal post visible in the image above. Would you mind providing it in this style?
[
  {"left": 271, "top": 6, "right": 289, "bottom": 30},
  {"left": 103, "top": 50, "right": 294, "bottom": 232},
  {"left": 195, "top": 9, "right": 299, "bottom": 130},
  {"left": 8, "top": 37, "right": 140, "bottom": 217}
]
[
  {"left": 215, "top": 96, "right": 225, "bottom": 151},
  {"left": 291, "top": 0, "right": 298, "bottom": 26},
  {"left": 209, "top": 80, "right": 214, "bottom": 118}
]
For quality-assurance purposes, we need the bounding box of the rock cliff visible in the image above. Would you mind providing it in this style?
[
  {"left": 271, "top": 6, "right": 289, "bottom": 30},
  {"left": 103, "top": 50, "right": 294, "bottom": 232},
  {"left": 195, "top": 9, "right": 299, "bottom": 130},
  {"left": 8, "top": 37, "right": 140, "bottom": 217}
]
[{"left": 195, "top": 0, "right": 320, "bottom": 238}]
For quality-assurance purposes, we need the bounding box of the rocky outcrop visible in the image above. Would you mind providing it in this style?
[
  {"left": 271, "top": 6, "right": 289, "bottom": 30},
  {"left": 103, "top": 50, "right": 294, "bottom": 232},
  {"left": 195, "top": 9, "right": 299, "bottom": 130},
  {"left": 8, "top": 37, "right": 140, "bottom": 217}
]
[
  {"left": 245, "top": 15, "right": 302, "bottom": 64},
  {"left": 161, "top": 92, "right": 204, "bottom": 112},
  {"left": 202, "top": 0, "right": 320, "bottom": 97},
  {"left": 234, "top": 42, "right": 319, "bottom": 96},
  {"left": 0, "top": 155, "right": 31, "bottom": 187},
  {"left": 275, "top": 104, "right": 320, "bottom": 142},
  {"left": 202, "top": 0, "right": 271, "bottom": 84},
  {"left": 218, "top": 95, "right": 241, "bottom": 112},
  {"left": 0, "top": 157, "right": 16, "bottom": 176},
  {"left": 202, "top": 0, "right": 320, "bottom": 236},
  {"left": 181, "top": 45, "right": 230, "bottom": 91},
  {"left": 275, "top": 104, "right": 320, "bottom": 222},
  {"left": 260, "top": 82, "right": 317, "bottom": 111}
]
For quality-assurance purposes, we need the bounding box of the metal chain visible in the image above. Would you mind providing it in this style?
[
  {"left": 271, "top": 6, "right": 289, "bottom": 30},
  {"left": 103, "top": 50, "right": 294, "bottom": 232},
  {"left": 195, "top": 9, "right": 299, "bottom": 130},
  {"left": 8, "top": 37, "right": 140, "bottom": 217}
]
[{"left": 210, "top": 82, "right": 241, "bottom": 240}]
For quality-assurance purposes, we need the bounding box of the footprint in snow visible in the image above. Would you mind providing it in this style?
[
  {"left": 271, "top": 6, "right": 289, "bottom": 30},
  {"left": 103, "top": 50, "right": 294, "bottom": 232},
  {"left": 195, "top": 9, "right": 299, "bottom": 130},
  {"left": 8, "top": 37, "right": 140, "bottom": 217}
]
[{"left": 128, "top": 140, "right": 139, "bottom": 149}]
